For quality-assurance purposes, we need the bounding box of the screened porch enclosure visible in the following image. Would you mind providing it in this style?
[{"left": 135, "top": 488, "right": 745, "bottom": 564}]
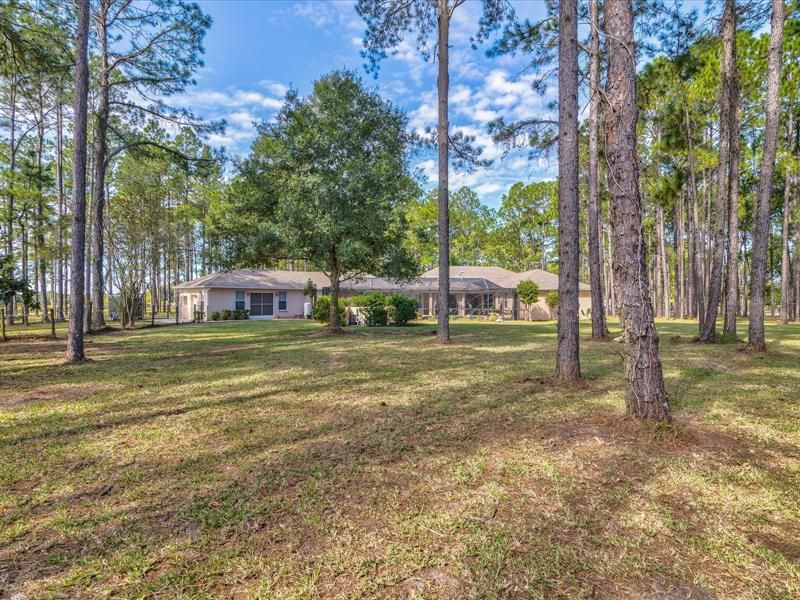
[{"left": 419, "top": 291, "right": 516, "bottom": 318}]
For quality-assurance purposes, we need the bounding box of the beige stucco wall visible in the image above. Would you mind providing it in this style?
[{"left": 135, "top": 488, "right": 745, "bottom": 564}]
[
  {"left": 519, "top": 298, "right": 553, "bottom": 320},
  {"left": 179, "top": 287, "right": 310, "bottom": 321},
  {"left": 519, "top": 290, "right": 592, "bottom": 321}
]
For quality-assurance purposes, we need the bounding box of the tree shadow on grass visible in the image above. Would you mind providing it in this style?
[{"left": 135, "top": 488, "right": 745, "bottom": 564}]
[{"left": 1, "top": 321, "right": 799, "bottom": 598}]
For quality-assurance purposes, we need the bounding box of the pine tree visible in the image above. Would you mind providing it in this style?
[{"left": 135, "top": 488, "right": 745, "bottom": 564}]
[
  {"left": 65, "top": 0, "right": 90, "bottom": 363},
  {"left": 748, "top": 0, "right": 786, "bottom": 352},
  {"left": 604, "top": 0, "right": 670, "bottom": 420}
]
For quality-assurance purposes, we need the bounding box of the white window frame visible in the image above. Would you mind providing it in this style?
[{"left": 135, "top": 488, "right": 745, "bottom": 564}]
[{"left": 278, "top": 291, "right": 287, "bottom": 312}]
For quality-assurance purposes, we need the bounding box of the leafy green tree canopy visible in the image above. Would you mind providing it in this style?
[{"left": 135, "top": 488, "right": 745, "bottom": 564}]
[{"left": 242, "top": 70, "right": 418, "bottom": 329}]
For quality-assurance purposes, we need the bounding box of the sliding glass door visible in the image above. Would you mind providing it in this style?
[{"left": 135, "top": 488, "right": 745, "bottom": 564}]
[{"left": 250, "top": 293, "right": 274, "bottom": 317}]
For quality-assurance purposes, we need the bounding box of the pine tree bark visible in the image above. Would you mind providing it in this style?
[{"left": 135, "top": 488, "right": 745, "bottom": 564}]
[
  {"left": 436, "top": 0, "right": 450, "bottom": 342},
  {"left": 676, "top": 192, "right": 686, "bottom": 318},
  {"left": 56, "top": 94, "right": 66, "bottom": 321},
  {"left": 6, "top": 73, "right": 17, "bottom": 325},
  {"left": 22, "top": 219, "right": 29, "bottom": 324},
  {"left": 604, "top": 0, "right": 669, "bottom": 420},
  {"left": 685, "top": 102, "right": 704, "bottom": 324},
  {"left": 66, "top": 0, "right": 91, "bottom": 363},
  {"left": 793, "top": 226, "right": 800, "bottom": 321},
  {"left": 723, "top": 60, "right": 741, "bottom": 336},
  {"left": 35, "top": 91, "right": 49, "bottom": 323},
  {"left": 657, "top": 206, "right": 670, "bottom": 317},
  {"left": 588, "top": 0, "right": 607, "bottom": 340},
  {"left": 91, "top": 2, "right": 109, "bottom": 330},
  {"left": 701, "top": 0, "right": 736, "bottom": 342},
  {"left": 748, "top": 0, "right": 785, "bottom": 352},
  {"left": 780, "top": 161, "right": 792, "bottom": 325},
  {"left": 555, "top": 0, "right": 581, "bottom": 380}
]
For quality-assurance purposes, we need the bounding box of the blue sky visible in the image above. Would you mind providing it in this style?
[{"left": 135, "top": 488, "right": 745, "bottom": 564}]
[{"left": 175, "top": 1, "right": 554, "bottom": 207}]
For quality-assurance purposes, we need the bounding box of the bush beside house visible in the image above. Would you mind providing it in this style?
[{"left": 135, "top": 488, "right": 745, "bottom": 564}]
[
  {"left": 346, "top": 292, "right": 418, "bottom": 326},
  {"left": 386, "top": 293, "right": 418, "bottom": 325},
  {"left": 314, "top": 295, "right": 346, "bottom": 325}
]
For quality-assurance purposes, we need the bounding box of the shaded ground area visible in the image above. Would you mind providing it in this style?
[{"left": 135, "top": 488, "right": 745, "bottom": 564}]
[{"left": 1, "top": 319, "right": 798, "bottom": 599}]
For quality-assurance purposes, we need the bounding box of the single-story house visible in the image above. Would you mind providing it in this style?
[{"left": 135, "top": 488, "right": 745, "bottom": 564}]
[{"left": 175, "top": 266, "right": 591, "bottom": 322}]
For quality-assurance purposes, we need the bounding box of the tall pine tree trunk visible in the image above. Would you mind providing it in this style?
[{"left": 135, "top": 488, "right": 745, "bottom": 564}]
[
  {"left": 56, "top": 94, "right": 66, "bottom": 321},
  {"left": 724, "top": 56, "right": 741, "bottom": 336},
  {"left": 657, "top": 205, "right": 670, "bottom": 317},
  {"left": 604, "top": 0, "right": 669, "bottom": 420},
  {"left": 22, "top": 220, "right": 29, "bottom": 324},
  {"left": 91, "top": 4, "right": 109, "bottom": 330},
  {"left": 701, "top": 0, "right": 737, "bottom": 342},
  {"left": 793, "top": 226, "right": 800, "bottom": 321},
  {"left": 66, "top": 0, "right": 91, "bottom": 363},
  {"left": 555, "top": 0, "right": 581, "bottom": 380},
  {"left": 676, "top": 192, "right": 686, "bottom": 318},
  {"left": 6, "top": 74, "right": 16, "bottom": 325},
  {"left": 588, "top": 0, "right": 607, "bottom": 340},
  {"left": 35, "top": 101, "right": 49, "bottom": 323},
  {"left": 748, "top": 0, "right": 785, "bottom": 352},
  {"left": 436, "top": 0, "right": 450, "bottom": 342},
  {"left": 780, "top": 164, "right": 792, "bottom": 324},
  {"left": 685, "top": 102, "right": 704, "bottom": 324}
]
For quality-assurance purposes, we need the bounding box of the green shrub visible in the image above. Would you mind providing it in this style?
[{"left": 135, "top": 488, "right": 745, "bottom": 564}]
[
  {"left": 210, "top": 311, "right": 221, "bottom": 321},
  {"left": 344, "top": 294, "right": 370, "bottom": 307},
  {"left": 313, "top": 294, "right": 346, "bottom": 325},
  {"left": 193, "top": 310, "right": 205, "bottom": 322},
  {"left": 362, "top": 291, "right": 388, "bottom": 326},
  {"left": 233, "top": 309, "right": 249, "bottom": 320},
  {"left": 386, "top": 293, "right": 418, "bottom": 326},
  {"left": 221, "top": 309, "right": 233, "bottom": 320},
  {"left": 545, "top": 291, "right": 559, "bottom": 318}
]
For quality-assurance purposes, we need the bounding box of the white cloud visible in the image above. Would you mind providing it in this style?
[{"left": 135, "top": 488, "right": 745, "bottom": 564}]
[
  {"left": 173, "top": 87, "right": 286, "bottom": 112},
  {"left": 291, "top": 1, "right": 364, "bottom": 33},
  {"left": 409, "top": 93, "right": 437, "bottom": 130},
  {"left": 474, "top": 182, "right": 504, "bottom": 195},
  {"left": 167, "top": 84, "right": 289, "bottom": 155},
  {"left": 259, "top": 80, "right": 289, "bottom": 97}
]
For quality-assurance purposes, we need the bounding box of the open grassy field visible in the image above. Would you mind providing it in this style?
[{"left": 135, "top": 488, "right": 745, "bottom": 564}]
[{"left": 1, "top": 318, "right": 798, "bottom": 599}]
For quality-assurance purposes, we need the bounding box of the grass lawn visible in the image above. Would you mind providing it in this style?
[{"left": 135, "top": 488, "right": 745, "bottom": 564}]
[{"left": 1, "top": 318, "right": 798, "bottom": 599}]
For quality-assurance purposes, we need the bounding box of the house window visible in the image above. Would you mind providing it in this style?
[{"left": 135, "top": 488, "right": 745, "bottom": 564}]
[
  {"left": 235, "top": 291, "right": 245, "bottom": 311},
  {"left": 182, "top": 296, "right": 188, "bottom": 306},
  {"left": 278, "top": 291, "right": 287, "bottom": 311}
]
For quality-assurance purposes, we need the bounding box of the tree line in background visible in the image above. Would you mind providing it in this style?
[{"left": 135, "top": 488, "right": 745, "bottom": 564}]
[
  {"left": 1, "top": 0, "right": 224, "bottom": 354},
  {"left": 1, "top": 0, "right": 797, "bottom": 420}
]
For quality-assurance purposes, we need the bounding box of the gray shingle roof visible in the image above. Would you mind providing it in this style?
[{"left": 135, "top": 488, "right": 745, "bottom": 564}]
[
  {"left": 176, "top": 266, "right": 588, "bottom": 292},
  {"left": 175, "top": 270, "right": 329, "bottom": 290}
]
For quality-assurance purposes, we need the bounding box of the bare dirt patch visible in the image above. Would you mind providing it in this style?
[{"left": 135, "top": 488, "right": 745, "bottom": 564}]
[{"left": 387, "top": 567, "right": 464, "bottom": 599}]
